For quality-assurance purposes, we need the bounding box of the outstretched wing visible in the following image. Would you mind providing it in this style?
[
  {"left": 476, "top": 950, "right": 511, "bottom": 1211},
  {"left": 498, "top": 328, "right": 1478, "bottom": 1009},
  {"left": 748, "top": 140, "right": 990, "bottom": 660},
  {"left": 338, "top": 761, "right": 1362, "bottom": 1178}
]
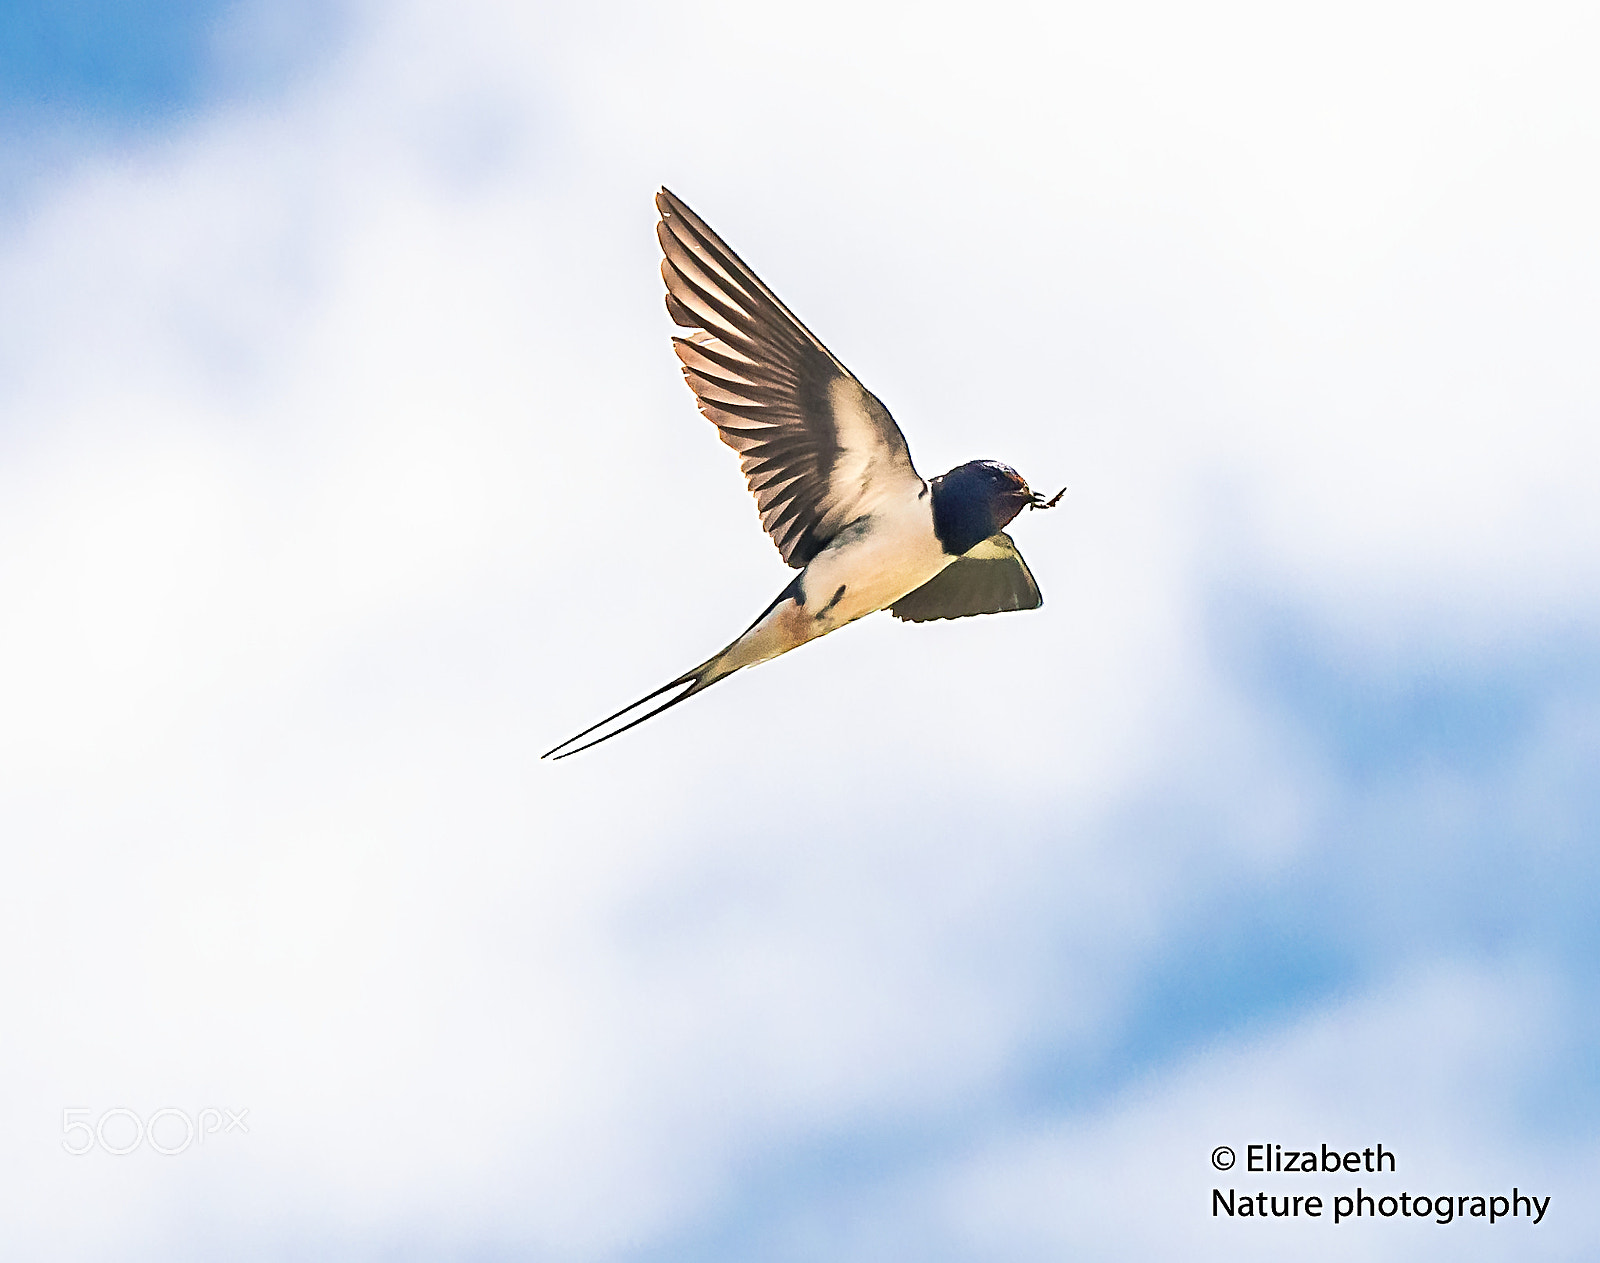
[
  {"left": 657, "top": 188, "right": 925, "bottom": 568},
  {"left": 890, "top": 532, "right": 1043, "bottom": 623}
]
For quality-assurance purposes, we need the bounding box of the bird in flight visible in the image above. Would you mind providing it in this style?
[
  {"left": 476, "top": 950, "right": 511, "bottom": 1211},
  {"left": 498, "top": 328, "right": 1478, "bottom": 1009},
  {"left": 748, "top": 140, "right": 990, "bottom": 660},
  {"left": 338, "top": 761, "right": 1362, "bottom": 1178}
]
[{"left": 544, "top": 189, "right": 1064, "bottom": 759}]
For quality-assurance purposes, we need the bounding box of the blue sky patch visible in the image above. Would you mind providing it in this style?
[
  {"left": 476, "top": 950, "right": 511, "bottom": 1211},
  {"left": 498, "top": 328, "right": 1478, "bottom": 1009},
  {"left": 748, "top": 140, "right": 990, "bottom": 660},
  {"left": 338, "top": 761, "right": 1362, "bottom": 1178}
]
[
  {"left": 0, "top": 1, "right": 232, "bottom": 122},
  {"left": 0, "top": 1, "right": 340, "bottom": 128},
  {"left": 0, "top": 1, "right": 344, "bottom": 217}
]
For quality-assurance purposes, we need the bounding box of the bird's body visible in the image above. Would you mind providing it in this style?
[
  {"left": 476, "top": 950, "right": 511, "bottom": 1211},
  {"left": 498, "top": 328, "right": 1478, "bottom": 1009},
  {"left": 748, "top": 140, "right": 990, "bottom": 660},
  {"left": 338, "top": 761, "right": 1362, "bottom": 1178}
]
[
  {"left": 544, "top": 190, "right": 1064, "bottom": 759},
  {"left": 720, "top": 484, "right": 948, "bottom": 672}
]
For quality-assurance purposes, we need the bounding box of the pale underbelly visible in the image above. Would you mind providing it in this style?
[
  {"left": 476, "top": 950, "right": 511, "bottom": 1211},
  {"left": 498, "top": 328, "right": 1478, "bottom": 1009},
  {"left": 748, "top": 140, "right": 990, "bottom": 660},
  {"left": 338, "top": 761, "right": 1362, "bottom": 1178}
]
[
  {"left": 719, "top": 504, "right": 952, "bottom": 673},
  {"left": 797, "top": 529, "right": 949, "bottom": 629}
]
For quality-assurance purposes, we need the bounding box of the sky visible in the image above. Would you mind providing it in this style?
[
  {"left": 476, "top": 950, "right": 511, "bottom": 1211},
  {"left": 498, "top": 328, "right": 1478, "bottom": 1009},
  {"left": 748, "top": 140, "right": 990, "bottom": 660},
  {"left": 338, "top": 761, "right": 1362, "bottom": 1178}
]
[{"left": 1, "top": 1, "right": 1598, "bottom": 1258}]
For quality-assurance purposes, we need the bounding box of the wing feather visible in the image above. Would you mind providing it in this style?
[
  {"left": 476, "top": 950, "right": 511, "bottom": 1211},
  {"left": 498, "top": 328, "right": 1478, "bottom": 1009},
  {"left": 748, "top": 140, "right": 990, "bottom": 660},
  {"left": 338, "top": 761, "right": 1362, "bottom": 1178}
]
[{"left": 657, "top": 188, "right": 924, "bottom": 568}]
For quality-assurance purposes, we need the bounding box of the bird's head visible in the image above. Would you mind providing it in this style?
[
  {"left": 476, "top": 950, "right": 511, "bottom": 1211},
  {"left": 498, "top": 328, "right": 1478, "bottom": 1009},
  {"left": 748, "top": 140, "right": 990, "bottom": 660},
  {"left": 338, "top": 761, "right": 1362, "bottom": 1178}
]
[{"left": 929, "top": 460, "right": 1066, "bottom": 555}]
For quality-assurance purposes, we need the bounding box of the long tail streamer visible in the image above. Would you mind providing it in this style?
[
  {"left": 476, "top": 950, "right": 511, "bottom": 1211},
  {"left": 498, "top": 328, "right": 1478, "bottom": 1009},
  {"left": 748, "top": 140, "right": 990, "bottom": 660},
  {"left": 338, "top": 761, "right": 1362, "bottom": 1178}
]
[{"left": 542, "top": 658, "right": 727, "bottom": 760}]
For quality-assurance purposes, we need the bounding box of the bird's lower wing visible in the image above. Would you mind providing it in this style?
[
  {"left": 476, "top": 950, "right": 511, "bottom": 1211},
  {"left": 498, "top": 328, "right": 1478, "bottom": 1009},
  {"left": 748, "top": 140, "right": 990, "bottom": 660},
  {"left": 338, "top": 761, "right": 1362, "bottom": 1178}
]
[{"left": 889, "top": 532, "right": 1043, "bottom": 623}]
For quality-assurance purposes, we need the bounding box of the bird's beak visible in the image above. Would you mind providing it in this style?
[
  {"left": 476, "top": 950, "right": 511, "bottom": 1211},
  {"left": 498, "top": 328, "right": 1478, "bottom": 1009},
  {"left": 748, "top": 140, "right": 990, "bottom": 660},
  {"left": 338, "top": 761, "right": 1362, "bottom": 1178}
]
[{"left": 1026, "top": 486, "right": 1067, "bottom": 510}]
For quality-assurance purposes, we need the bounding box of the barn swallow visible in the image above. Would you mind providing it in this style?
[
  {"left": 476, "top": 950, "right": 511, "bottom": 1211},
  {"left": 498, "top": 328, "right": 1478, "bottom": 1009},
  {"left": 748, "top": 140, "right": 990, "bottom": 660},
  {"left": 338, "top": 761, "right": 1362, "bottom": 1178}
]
[{"left": 543, "top": 189, "right": 1065, "bottom": 759}]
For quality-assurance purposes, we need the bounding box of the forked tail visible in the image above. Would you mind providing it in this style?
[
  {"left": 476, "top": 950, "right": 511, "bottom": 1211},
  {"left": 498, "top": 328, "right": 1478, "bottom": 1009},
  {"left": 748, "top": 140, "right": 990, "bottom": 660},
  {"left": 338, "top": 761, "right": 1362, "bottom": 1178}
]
[
  {"left": 544, "top": 572, "right": 809, "bottom": 760},
  {"left": 541, "top": 654, "right": 734, "bottom": 760}
]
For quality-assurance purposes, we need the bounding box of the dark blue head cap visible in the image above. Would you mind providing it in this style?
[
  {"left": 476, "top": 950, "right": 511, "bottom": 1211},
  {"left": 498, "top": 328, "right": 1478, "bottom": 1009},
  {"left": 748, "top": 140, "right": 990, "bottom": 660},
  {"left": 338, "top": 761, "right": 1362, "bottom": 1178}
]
[{"left": 929, "top": 460, "right": 1034, "bottom": 556}]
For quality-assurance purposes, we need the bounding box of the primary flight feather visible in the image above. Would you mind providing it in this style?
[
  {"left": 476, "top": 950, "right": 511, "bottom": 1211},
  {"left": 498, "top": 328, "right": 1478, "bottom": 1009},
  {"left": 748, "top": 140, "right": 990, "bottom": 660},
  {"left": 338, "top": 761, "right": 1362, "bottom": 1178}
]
[{"left": 543, "top": 189, "right": 1064, "bottom": 759}]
